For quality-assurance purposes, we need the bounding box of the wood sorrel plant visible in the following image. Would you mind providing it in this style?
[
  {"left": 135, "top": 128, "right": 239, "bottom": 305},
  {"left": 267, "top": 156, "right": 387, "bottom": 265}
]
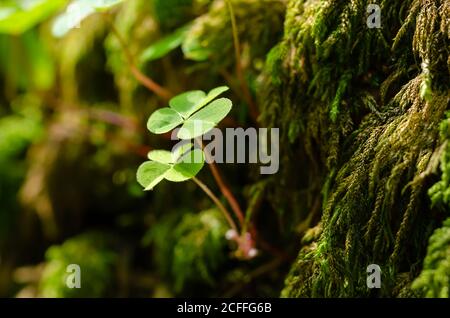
[
  {"left": 136, "top": 86, "right": 257, "bottom": 260},
  {"left": 50, "top": 0, "right": 258, "bottom": 260}
]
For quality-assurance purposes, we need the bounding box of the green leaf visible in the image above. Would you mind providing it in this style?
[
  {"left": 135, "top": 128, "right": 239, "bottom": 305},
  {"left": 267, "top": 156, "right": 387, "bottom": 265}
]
[
  {"left": 137, "top": 148, "right": 204, "bottom": 190},
  {"left": 0, "top": 0, "right": 68, "bottom": 35},
  {"left": 52, "top": 1, "right": 94, "bottom": 38},
  {"left": 171, "top": 142, "right": 193, "bottom": 161},
  {"left": 177, "top": 120, "right": 216, "bottom": 140},
  {"left": 169, "top": 90, "right": 206, "bottom": 118},
  {"left": 169, "top": 86, "right": 229, "bottom": 119},
  {"left": 177, "top": 98, "right": 232, "bottom": 139},
  {"left": 92, "top": 0, "right": 124, "bottom": 10},
  {"left": 165, "top": 149, "right": 204, "bottom": 182},
  {"left": 51, "top": 0, "right": 124, "bottom": 38},
  {"left": 182, "top": 37, "right": 211, "bottom": 61},
  {"left": 147, "top": 108, "right": 183, "bottom": 134},
  {"left": 139, "top": 25, "right": 189, "bottom": 63},
  {"left": 194, "top": 86, "right": 229, "bottom": 114},
  {"left": 147, "top": 150, "right": 174, "bottom": 164},
  {"left": 136, "top": 161, "right": 171, "bottom": 191}
]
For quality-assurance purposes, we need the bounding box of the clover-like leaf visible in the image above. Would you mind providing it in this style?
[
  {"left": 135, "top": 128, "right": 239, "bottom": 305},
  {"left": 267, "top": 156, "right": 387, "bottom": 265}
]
[
  {"left": 147, "top": 108, "right": 183, "bottom": 134},
  {"left": 169, "top": 90, "right": 206, "bottom": 118},
  {"left": 136, "top": 161, "right": 171, "bottom": 191},
  {"left": 165, "top": 149, "right": 204, "bottom": 182},
  {"left": 171, "top": 142, "right": 194, "bottom": 160},
  {"left": 147, "top": 150, "right": 174, "bottom": 164},
  {"left": 170, "top": 86, "right": 229, "bottom": 119},
  {"left": 177, "top": 98, "right": 232, "bottom": 139},
  {"left": 137, "top": 147, "right": 204, "bottom": 190},
  {"left": 194, "top": 86, "right": 230, "bottom": 113},
  {"left": 147, "top": 142, "right": 194, "bottom": 164},
  {"left": 147, "top": 86, "right": 231, "bottom": 137}
]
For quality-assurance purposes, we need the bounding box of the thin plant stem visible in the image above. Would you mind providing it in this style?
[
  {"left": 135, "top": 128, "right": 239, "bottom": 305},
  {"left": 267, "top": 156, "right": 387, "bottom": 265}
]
[
  {"left": 106, "top": 16, "right": 172, "bottom": 101},
  {"left": 192, "top": 177, "right": 238, "bottom": 232},
  {"left": 195, "top": 138, "right": 246, "bottom": 227},
  {"left": 225, "top": 0, "right": 259, "bottom": 122}
]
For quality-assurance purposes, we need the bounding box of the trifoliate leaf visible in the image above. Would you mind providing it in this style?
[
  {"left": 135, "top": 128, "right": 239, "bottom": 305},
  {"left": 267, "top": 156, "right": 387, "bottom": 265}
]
[
  {"left": 171, "top": 142, "right": 193, "bottom": 161},
  {"left": 147, "top": 150, "right": 174, "bottom": 164},
  {"left": 169, "top": 90, "right": 206, "bottom": 118},
  {"left": 165, "top": 149, "right": 204, "bottom": 182},
  {"left": 147, "top": 108, "right": 183, "bottom": 134},
  {"left": 169, "top": 86, "right": 229, "bottom": 119},
  {"left": 136, "top": 161, "right": 171, "bottom": 191},
  {"left": 195, "top": 86, "right": 229, "bottom": 112},
  {"left": 177, "top": 98, "right": 232, "bottom": 139},
  {"left": 137, "top": 148, "right": 204, "bottom": 189}
]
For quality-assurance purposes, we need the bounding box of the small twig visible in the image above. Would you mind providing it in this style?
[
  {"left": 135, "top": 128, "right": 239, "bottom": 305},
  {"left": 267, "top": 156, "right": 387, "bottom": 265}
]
[
  {"left": 192, "top": 177, "right": 238, "bottom": 232},
  {"left": 225, "top": 0, "right": 259, "bottom": 123},
  {"left": 106, "top": 16, "right": 172, "bottom": 101}
]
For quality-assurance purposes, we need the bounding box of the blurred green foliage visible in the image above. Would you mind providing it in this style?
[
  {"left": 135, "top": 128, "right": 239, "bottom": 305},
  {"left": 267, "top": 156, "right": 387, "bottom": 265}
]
[
  {"left": 412, "top": 218, "right": 450, "bottom": 297},
  {"left": 39, "top": 232, "right": 117, "bottom": 298},
  {"left": 147, "top": 209, "right": 228, "bottom": 294},
  {"left": 0, "top": 97, "right": 42, "bottom": 242}
]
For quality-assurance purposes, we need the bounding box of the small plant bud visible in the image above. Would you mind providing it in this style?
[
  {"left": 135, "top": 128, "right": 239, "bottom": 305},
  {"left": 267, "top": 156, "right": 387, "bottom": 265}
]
[
  {"left": 248, "top": 248, "right": 258, "bottom": 258},
  {"left": 225, "top": 229, "right": 238, "bottom": 240}
]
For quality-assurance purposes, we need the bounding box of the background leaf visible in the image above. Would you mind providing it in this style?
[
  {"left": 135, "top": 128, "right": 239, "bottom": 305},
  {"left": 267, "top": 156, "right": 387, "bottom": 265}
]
[
  {"left": 139, "top": 25, "right": 189, "bottom": 63},
  {"left": 51, "top": 0, "right": 124, "bottom": 38},
  {"left": 0, "top": 0, "right": 67, "bottom": 35}
]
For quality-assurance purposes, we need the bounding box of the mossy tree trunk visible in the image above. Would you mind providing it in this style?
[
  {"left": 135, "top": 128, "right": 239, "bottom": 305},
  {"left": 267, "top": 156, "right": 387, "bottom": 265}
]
[{"left": 258, "top": 0, "right": 449, "bottom": 297}]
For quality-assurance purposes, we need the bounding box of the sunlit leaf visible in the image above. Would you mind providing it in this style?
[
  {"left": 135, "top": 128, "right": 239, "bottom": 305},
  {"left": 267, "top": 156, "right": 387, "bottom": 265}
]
[
  {"left": 171, "top": 142, "right": 193, "bottom": 161},
  {"left": 0, "top": 0, "right": 67, "bottom": 35},
  {"left": 92, "top": 0, "right": 124, "bottom": 10},
  {"left": 147, "top": 108, "right": 183, "bottom": 134},
  {"left": 165, "top": 149, "right": 204, "bottom": 182},
  {"left": 177, "top": 98, "right": 232, "bottom": 139},
  {"left": 169, "top": 90, "right": 206, "bottom": 118},
  {"left": 136, "top": 161, "right": 171, "bottom": 191},
  {"left": 147, "top": 150, "right": 174, "bottom": 164},
  {"left": 52, "top": 1, "right": 94, "bottom": 38},
  {"left": 191, "top": 86, "right": 229, "bottom": 116},
  {"left": 52, "top": 0, "right": 124, "bottom": 38},
  {"left": 140, "top": 25, "right": 189, "bottom": 63},
  {"left": 169, "top": 86, "right": 229, "bottom": 119}
]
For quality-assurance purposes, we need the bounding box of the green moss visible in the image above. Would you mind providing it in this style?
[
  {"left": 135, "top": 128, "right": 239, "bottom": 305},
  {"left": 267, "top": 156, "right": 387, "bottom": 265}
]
[
  {"left": 182, "top": 0, "right": 285, "bottom": 70},
  {"left": 149, "top": 209, "right": 229, "bottom": 294},
  {"left": 39, "top": 232, "right": 117, "bottom": 298},
  {"left": 257, "top": 0, "right": 450, "bottom": 297},
  {"left": 412, "top": 218, "right": 450, "bottom": 297}
]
